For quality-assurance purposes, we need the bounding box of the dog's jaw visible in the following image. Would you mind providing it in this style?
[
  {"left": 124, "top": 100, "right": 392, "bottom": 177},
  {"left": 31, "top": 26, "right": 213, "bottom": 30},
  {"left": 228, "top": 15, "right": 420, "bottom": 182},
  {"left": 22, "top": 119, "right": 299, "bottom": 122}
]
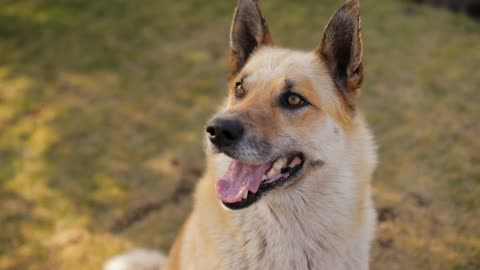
[{"left": 215, "top": 153, "right": 305, "bottom": 210}]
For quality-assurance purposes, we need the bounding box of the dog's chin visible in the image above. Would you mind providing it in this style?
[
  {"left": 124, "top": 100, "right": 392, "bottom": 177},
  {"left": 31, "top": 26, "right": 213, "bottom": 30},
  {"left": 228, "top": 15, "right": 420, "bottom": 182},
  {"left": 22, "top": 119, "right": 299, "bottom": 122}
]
[{"left": 215, "top": 151, "right": 306, "bottom": 211}]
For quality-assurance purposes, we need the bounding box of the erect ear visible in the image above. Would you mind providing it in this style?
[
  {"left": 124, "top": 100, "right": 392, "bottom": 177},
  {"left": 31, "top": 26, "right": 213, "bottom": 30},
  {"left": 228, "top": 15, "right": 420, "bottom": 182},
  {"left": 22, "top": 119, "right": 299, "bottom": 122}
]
[
  {"left": 316, "top": 0, "right": 363, "bottom": 110},
  {"left": 229, "top": 0, "right": 273, "bottom": 79}
]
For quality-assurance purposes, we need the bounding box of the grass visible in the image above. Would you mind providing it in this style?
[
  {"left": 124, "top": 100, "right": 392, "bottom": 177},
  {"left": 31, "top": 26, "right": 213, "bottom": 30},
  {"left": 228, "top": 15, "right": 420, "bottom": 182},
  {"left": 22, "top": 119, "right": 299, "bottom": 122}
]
[{"left": 0, "top": 0, "right": 479, "bottom": 269}]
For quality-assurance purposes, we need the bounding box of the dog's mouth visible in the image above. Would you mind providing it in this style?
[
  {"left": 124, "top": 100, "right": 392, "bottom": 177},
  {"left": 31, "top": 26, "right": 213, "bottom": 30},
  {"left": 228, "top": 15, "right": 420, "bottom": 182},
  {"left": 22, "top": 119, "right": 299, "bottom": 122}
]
[{"left": 215, "top": 153, "right": 305, "bottom": 210}]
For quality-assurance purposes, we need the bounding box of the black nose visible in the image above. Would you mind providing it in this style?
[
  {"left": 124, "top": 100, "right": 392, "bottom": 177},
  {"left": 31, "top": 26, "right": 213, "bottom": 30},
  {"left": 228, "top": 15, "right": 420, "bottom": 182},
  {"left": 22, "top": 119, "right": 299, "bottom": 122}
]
[{"left": 206, "top": 118, "right": 244, "bottom": 148}]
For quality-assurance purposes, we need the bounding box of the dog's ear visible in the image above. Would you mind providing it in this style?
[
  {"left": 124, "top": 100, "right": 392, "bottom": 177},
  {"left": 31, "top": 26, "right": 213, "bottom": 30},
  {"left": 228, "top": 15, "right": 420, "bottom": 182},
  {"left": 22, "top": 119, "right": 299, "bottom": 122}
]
[
  {"left": 229, "top": 0, "right": 273, "bottom": 79},
  {"left": 316, "top": 0, "right": 363, "bottom": 110}
]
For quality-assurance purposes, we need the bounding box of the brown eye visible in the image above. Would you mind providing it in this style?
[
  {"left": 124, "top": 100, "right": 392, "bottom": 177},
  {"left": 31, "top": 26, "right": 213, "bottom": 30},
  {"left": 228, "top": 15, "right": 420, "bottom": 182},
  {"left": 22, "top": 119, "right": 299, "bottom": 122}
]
[
  {"left": 287, "top": 94, "right": 304, "bottom": 106},
  {"left": 234, "top": 83, "right": 246, "bottom": 98},
  {"left": 280, "top": 92, "right": 308, "bottom": 110}
]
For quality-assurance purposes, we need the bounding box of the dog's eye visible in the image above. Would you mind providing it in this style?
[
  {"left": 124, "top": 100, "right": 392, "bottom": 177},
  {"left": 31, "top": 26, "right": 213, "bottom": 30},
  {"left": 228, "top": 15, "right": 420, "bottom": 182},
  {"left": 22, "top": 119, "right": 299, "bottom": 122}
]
[
  {"left": 234, "top": 82, "right": 246, "bottom": 98},
  {"left": 287, "top": 94, "right": 304, "bottom": 106},
  {"left": 281, "top": 93, "right": 307, "bottom": 109}
]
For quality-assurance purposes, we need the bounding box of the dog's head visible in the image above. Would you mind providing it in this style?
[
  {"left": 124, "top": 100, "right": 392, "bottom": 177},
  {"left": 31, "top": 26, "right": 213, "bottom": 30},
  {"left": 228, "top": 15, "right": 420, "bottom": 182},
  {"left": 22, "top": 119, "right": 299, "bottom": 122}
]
[{"left": 207, "top": 0, "right": 364, "bottom": 210}]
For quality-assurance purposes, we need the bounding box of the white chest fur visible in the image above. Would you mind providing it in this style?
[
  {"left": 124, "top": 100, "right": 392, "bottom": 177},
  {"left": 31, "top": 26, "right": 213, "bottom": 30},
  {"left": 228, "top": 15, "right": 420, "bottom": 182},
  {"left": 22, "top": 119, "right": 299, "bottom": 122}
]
[{"left": 210, "top": 172, "right": 376, "bottom": 270}]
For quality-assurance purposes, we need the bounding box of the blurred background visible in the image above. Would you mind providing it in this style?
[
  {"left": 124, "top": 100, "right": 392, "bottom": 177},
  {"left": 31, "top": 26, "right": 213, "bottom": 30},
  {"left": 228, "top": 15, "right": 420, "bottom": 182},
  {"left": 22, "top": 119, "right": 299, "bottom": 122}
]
[{"left": 0, "top": 0, "right": 479, "bottom": 269}]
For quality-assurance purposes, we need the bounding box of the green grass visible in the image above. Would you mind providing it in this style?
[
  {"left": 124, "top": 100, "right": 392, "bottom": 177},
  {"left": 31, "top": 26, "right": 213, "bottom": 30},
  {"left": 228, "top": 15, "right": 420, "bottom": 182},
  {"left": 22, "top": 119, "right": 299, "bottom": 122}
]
[{"left": 0, "top": 0, "right": 479, "bottom": 269}]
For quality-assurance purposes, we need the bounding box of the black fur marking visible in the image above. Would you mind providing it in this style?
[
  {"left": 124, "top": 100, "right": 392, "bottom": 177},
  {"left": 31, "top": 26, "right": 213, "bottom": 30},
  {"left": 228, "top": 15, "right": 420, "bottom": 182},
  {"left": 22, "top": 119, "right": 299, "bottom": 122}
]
[
  {"left": 284, "top": 79, "right": 295, "bottom": 93},
  {"left": 310, "top": 159, "right": 325, "bottom": 168}
]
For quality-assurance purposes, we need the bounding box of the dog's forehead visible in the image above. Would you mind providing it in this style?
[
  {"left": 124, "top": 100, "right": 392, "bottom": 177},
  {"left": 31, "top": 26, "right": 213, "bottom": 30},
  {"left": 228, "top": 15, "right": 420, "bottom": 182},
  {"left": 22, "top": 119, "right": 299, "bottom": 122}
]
[
  {"left": 241, "top": 47, "right": 330, "bottom": 87},
  {"left": 236, "top": 47, "right": 350, "bottom": 128}
]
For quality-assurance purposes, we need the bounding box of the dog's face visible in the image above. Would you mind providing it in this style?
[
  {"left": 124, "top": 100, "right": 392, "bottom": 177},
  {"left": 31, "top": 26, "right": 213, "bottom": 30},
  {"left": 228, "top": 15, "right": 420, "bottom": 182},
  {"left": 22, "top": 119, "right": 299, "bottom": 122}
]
[{"left": 207, "top": 0, "right": 364, "bottom": 210}]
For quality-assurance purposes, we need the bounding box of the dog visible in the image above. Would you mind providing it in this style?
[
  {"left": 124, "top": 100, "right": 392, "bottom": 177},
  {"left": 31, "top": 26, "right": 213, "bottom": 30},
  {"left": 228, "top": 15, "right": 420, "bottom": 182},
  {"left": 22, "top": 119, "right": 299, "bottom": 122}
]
[{"left": 105, "top": 0, "right": 377, "bottom": 269}]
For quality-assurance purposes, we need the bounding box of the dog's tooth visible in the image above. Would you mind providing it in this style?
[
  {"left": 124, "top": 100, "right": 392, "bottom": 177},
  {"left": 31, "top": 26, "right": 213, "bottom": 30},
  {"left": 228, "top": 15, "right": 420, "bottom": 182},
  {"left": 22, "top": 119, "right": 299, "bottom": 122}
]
[
  {"left": 262, "top": 175, "right": 267, "bottom": 181},
  {"left": 267, "top": 168, "right": 278, "bottom": 178},
  {"left": 273, "top": 158, "right": 287, "bottom": 170},
  {"left": 273, "top": 163, "right": 282, "bottom": 170},
  {"left": 243, "top": 190, "right": 248, "bottom": 199}
]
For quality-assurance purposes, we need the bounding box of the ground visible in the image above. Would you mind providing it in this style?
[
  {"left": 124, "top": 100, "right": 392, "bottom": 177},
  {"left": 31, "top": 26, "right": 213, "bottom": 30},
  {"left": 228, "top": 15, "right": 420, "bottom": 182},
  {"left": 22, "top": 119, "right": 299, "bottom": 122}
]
[{"left": 0, "top": 0, "right": 479, "bottom": 269}]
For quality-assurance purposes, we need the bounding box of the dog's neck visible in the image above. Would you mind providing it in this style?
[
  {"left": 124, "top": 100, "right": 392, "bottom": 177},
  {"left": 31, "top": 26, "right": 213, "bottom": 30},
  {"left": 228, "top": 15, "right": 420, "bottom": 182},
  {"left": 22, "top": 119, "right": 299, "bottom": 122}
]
[{"left": 220, "top": 168, "right": 360, "bottom": 269}]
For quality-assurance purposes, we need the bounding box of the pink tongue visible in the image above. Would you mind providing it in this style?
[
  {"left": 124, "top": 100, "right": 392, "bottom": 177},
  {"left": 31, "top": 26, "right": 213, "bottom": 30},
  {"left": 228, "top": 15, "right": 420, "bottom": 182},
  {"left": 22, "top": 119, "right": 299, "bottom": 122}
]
[{"left": 215, "top": 160, "right": 271, "bottom": 203}]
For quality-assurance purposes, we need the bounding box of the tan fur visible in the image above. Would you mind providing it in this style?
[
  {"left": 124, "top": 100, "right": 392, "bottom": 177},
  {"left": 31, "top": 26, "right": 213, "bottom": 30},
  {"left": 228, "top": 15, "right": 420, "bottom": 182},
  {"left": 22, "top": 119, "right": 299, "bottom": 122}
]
[
  {"left": 162, "top": 45, "right": 377, "bottom": 269},
  {"left": 105, "top": 1, "right": 377, "bottom": 269}
]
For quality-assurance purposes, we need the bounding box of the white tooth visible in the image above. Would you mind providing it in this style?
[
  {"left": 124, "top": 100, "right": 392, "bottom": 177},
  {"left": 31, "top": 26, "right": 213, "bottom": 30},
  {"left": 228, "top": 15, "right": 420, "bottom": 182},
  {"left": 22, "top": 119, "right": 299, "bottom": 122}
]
[
  {"left": 273, "top": 158, "right": 286, "bottom": 170},
  {"left": 267, "top": 168, "right": 278, "bottom": 178},
  {"left": 262, "top": 175, "right": 267, "bottom": 181},
  {"left": 243, "top": 190, "right": 248, "bottom": 199}
]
